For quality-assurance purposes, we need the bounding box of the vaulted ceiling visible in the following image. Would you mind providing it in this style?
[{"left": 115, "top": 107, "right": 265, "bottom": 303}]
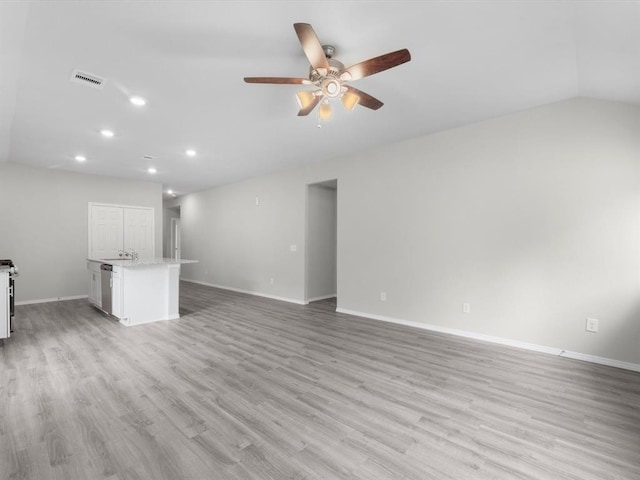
[{"left": 1, "top": 1, "right": 639, "bottom": 196}]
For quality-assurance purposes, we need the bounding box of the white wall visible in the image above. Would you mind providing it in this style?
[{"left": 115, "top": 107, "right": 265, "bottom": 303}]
[
  {"left": 0, "top": 162, "right": 163, "bottom": 302},
  {"left": 177, "top": 173, "right": 307, "bottom": 301},
  {"left": 307, "top": 183, "right": 337, "bottom": 301},
  {"left": 174, "top": 98, "right": 640, "bottom": 365}
]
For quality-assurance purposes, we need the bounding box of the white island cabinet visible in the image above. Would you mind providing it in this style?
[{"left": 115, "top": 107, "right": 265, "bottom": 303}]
[{"left": 87, "top": 258, "right": 197, "bottom": 326}]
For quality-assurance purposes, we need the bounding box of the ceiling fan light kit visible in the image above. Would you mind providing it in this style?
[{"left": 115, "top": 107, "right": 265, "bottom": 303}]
[
  {"left": 244, "top": 23, "right": 411, "bottom": 122},
  {"left": 296, "top": 90, "right": 315, "bottom": 109},
  {"left": 319, "top": 99, "right": 332, "bottom": 121},
  {"left": 341, "top": 91, "right": 360, "bottom": 110}
]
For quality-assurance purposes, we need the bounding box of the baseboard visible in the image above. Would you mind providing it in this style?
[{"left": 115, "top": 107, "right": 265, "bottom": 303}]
[
  {"left": 336, "top": 308, "right": 640, "bottom": 373},
  {"left": 307, "top": 294, "right": 337, "bottom": 303},
  {"left": 181, "top": 278, "right": 306, "bottom": 305},
  {"left": 558, "top": 350, "right": 640, "bottom": 373},
  {"left": 16, "top": 294, "right": 88, "bottom": 306},
  {"left": 119, "top": 314, "right": 179, "bottom": 327}
]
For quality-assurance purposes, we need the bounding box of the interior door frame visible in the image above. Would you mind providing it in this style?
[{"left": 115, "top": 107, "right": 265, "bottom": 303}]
[
  {"left": 88, "top": 202, "right": 155, "bottom": 258},
  {"left": 170, "top": 217, "right": 181, "bottom": 260},
  {"left": 304, "top": 179, "right": 338, "bottom": 305}
]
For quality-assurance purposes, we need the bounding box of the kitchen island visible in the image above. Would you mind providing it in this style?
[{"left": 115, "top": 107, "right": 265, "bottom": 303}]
[{"left": 87, "top": 258, "right": 197, "bottom": 326}]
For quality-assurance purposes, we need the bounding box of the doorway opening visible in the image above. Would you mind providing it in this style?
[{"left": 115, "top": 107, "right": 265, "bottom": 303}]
[
  {"left": 171, "top": 217, "right": 181, "bottom": 260},
  {"left": 305, "top": 180, "right": 337, "bottom": 306},
  {"left": 164, "top": 206, "right": 181, "bottom": 259}
]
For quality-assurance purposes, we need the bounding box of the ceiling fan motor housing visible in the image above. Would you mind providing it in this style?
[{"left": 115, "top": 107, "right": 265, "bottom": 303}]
[
  {"left": 309, "top": 59, "right": 345, "bottom": 80},
  {"left": 309, "top": 54, "right": 346, "bottom": 98}
]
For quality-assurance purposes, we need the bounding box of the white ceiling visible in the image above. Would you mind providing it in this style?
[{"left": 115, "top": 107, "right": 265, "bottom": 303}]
[{"left": 1, "top": 1, "right": 640, "bottom": 196}]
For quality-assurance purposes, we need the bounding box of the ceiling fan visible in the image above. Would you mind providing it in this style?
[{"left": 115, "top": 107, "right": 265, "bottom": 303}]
[{"left": 244, "top": 23, "right": 411, "bottom": 121}]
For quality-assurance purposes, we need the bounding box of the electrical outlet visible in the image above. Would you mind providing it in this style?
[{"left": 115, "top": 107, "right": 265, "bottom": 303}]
[
  {"left": 380, "top": 291, "right": 387, "bottom": 301},
  {"left": 586, "top": 317, "right": 599, "bottom": 333},
  {"left": 290, "top": 244, "right": 297, "bottom": 252},
  {"left": 255, "top": 196, "right": 260, "bottom": 206},
  {"left": 269, "top": 277, "right": 274, "bottom": 285},
  {"left": 462, "top": 302, "right": 471, "bottom": 313}
]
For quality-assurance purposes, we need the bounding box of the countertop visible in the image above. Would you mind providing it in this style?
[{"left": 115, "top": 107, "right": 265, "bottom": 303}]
[{"left": 87, "top": 258, "right": 198, "bottom": 267}]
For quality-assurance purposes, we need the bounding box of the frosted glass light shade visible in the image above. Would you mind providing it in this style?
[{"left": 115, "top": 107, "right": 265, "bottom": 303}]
[
  {"left": 341, "top": 91, "right": 360, "bottom": 110},
  {"left": 296, "top": 90, "right": 316, "bottom": 109},
  {"left": 319, "top": 100, "right": 332, "bottom": 121}
]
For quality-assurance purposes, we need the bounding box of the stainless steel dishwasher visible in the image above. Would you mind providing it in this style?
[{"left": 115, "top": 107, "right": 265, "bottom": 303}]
[{"left": 100, "top": 264, "right": 113, "bottom": 315}]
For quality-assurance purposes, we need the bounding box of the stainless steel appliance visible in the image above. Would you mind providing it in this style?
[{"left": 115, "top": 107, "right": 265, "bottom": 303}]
[
  {"left": 0, "top": 259, "right": 17, "bottom": 333},
  {"left": 100, "top": 263, "right": 113, "bottom": 315}
]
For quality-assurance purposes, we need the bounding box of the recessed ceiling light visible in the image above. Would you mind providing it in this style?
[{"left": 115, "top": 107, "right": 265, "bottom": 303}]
[
  {"left": 75, "top": 155, "right": 86, "bottom": 162},
  {"left": 130, "top": 96, "right": 146, "bottom": 106},
  {"left": 167, "top": 189, "right": 173, "bottom": 195},
  {"left": 100, "top": 129, "right": 114, "bottom": 138},
  {"left": 148, "top": 167, "right": 157, "bottom": 174},
  {"left": 186, "top": 149, "right": 196, "bottom": 157}
]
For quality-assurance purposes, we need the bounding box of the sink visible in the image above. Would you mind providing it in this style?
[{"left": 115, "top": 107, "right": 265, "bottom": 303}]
[{"left": 101, "top": 258, "right": 133, "bottom": 261}]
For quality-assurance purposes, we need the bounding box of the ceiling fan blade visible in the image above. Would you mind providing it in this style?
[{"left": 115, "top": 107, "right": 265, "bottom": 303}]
[
  {"left": 298, "top": 95, "right": 322, "bottom": 116},
  {"left": 344, "top": 86, "right": 384, "bottom": 110},
  {"left": 244, "top": 77, "right": 310, "bottom": 85},
  {"left": 340, "top": 49, "right": 411, "bottom": 82},
  {"left": 294, "top": 23, "right": 330, "bottom": 72}
]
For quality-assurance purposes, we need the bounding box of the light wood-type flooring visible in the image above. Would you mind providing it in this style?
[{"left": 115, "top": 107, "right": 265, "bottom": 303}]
[{"left": 1, "top": 281, "right": 640, "bottom": 479}]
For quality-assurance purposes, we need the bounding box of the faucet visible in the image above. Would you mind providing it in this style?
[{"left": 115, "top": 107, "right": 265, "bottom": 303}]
[{"left": 129, "top": 249, "right": 139, "bottom": 261}]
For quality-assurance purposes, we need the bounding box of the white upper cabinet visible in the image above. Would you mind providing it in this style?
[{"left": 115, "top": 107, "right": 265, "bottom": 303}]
[{"left": 89, "top": 203, "right": 154, "bottom": 260}]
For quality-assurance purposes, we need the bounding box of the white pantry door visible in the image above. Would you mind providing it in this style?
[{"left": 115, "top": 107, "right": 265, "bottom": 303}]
[
  {"left": 123, "top": 208, "right": 154, "bottom": 260},
  {"left": 90, "top": 206, "right": 124, "bottom": 259}
]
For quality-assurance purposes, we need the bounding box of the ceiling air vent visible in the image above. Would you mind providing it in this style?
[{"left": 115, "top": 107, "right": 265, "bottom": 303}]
[{"left": 70, "top": 69, "right": 105, "bottom": 89}]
